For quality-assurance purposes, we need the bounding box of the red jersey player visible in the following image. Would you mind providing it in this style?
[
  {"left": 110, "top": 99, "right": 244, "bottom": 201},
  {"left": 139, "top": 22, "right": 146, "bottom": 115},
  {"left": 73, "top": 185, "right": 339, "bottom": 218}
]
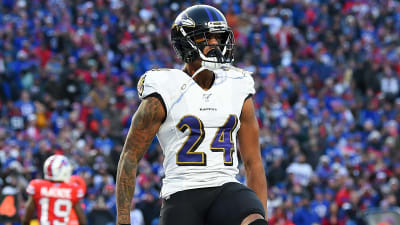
[
  {"left": 67, "top": 175, "right": 87, "bottom": 225},
  {"left": 22, "top": 155, "right": 87, "bottom": 225}
]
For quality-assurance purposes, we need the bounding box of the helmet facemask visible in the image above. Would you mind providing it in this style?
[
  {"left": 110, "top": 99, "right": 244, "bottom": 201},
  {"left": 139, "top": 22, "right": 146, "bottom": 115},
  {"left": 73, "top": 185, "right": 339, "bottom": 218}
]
[
  {"left": 172, "top": 22, "right": 235, "bottom": 68},
  {"left": 190, "top": 28, "right": 235, "bottom": 64}
]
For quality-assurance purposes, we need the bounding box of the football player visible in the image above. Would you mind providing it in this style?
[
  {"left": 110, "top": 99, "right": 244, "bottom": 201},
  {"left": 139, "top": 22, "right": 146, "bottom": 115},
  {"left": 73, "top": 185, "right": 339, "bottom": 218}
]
[
  {"left": 116, "top": 4, "right": 268, "bottom": 225},
  {"left": 22, "top": 155, "right": 87, "bottom": 225},
  {"left": 67, "top": 175, "right": 87, "bottom": 225}
]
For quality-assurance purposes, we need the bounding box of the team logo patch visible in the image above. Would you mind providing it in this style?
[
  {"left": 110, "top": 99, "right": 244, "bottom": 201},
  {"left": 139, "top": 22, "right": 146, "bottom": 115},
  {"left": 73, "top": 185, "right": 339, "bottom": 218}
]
[
  {"left": 177, "top": 13, "right": 195, "bottom": 27},
  {"left": 137, "top": 74, "right": 146, "bottom": 97}
]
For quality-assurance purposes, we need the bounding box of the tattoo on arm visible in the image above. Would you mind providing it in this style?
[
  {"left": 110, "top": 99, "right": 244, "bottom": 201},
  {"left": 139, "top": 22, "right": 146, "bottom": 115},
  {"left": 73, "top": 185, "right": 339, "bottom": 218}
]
[{"left": 116, "top": 97, "right": 164, "bottom": 224}]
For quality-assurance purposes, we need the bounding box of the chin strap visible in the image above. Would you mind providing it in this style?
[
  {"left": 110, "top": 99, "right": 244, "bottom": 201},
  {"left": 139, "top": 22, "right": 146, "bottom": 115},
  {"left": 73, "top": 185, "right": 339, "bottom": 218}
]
[
  {"left": 191, "top": 62, "right": 234, "bottom": 79},
  {"left": 190, "top": 48, "right": 234, "bottom": 79}
]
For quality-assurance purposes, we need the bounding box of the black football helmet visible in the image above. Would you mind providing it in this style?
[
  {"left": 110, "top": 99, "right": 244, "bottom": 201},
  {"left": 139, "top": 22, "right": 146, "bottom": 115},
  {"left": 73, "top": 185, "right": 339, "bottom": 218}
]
[{"left": 171, "top": 5, "right": 235, "bottom": 67}]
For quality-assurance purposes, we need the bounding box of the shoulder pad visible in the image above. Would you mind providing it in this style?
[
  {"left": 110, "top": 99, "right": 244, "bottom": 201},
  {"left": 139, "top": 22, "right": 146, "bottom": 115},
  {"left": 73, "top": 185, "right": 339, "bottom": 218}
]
[
  {"left": 26, "top": 179, "right": 41, "bottom": 195},
  {"left": 137, "top": 73, "right": 147, "bottom": 98},
  {"left": 141, "top": 68, "right": 177, "bottom": 80},
  {"left": 221, "top": 65, "right": 253, "bottom": 76},
  {"left": 28, "top": 179, "right": 42, "bottom": 186},
  {"left": 218, "top": 66, "right": 255, "bottom": 95},
  {"left": 137, "top": 68, "right": 180, "bottom": 99},
  {"left": 76, "top": 187, "right": 85, "bottom": 199},
  {"left": 149, "top": 68, "right": 175, "bottom": 72}
]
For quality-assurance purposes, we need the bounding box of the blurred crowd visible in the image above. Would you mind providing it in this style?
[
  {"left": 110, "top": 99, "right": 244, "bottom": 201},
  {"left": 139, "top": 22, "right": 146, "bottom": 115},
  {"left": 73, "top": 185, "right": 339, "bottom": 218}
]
[{"left": 0, "top": 0, "right": 400, "bottom": 225}]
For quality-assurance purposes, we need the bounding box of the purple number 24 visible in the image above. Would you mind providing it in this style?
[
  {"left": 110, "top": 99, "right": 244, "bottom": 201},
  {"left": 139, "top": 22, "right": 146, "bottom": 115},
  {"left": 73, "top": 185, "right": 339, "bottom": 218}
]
[{"left": 176, "top": 114, "right": 238, "bottom": 166}]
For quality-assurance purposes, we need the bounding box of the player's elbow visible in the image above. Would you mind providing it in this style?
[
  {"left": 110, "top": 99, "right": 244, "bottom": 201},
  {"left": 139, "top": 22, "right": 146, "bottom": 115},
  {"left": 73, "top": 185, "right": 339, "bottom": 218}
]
[
  {"left": 242, "top": 151, "right": 263, "bottom": 166},
  {"left": 118, "top": 151, "right": 140, "bottom": 168},
  {"left": 244, "top": 159, "right": 265, "bottom": 175}
]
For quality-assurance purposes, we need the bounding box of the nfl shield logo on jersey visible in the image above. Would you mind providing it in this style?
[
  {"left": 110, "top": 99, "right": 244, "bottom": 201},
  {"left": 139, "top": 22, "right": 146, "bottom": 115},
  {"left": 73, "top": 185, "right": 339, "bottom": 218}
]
[{"left": 203, "top": 93, "right": 212, "bottom": 102}]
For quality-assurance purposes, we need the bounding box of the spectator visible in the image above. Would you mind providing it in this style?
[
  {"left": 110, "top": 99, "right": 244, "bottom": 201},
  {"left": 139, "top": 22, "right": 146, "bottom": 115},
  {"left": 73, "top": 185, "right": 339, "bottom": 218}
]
[
  {"left": 292, "top": 192, "right": 320, "bottom": 225},
  {"left": 322, "top": 202, "right": 346, "bottom": 225},
  {"left": 268, "top": 205, "right": 295, "bottom": 225},
  {"left": 311, "top": 188, "right": 330, "bottom": 223},
  {"left": 267, "top": 156, "right": 287, "bottom": 187},
  {"left": 286, "top": 154, "right": 313, "bottom": 186},
  {"left": 130, "top": 200, "right": 145, "bottom": 225},
  {"left": 380, "top": 65, "right": 399, "bottom": 101},
  {"left": 87, "top": 196, "right": 114, "bottom": 225}
]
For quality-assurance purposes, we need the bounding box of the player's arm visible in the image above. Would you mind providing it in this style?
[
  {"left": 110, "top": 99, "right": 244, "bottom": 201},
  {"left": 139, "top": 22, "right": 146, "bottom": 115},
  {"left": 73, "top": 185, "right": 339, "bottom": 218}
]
[
  {"left": 116, "top": 96, "right": 165, "bottom": 225},
  {"left": 22, "top": 196, "right": 35, "bottom": 225},
  {"left": 73, "top": 200, "right": 87, "bottom": 225},
  {"left": 238, "top": 97, "right": 268, "bottom": 215}
]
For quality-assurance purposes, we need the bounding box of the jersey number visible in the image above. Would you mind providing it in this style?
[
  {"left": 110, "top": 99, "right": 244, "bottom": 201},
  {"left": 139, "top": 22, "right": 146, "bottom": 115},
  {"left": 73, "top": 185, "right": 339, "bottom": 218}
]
[
  {"left": 0, "top": 195, "right": 17, "bottom": 218},
  {"left": 39, "top": 198, "right": 72, "bottom": 225},
  {"left": 176, "top": 115, "right": 238, "bottom": 166}
]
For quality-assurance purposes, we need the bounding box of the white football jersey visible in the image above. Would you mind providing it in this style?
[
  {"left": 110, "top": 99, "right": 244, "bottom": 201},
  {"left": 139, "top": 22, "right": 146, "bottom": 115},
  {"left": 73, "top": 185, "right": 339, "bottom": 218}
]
[{"left": 137, "top": 67, "right": 255, "bottom": 198}]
